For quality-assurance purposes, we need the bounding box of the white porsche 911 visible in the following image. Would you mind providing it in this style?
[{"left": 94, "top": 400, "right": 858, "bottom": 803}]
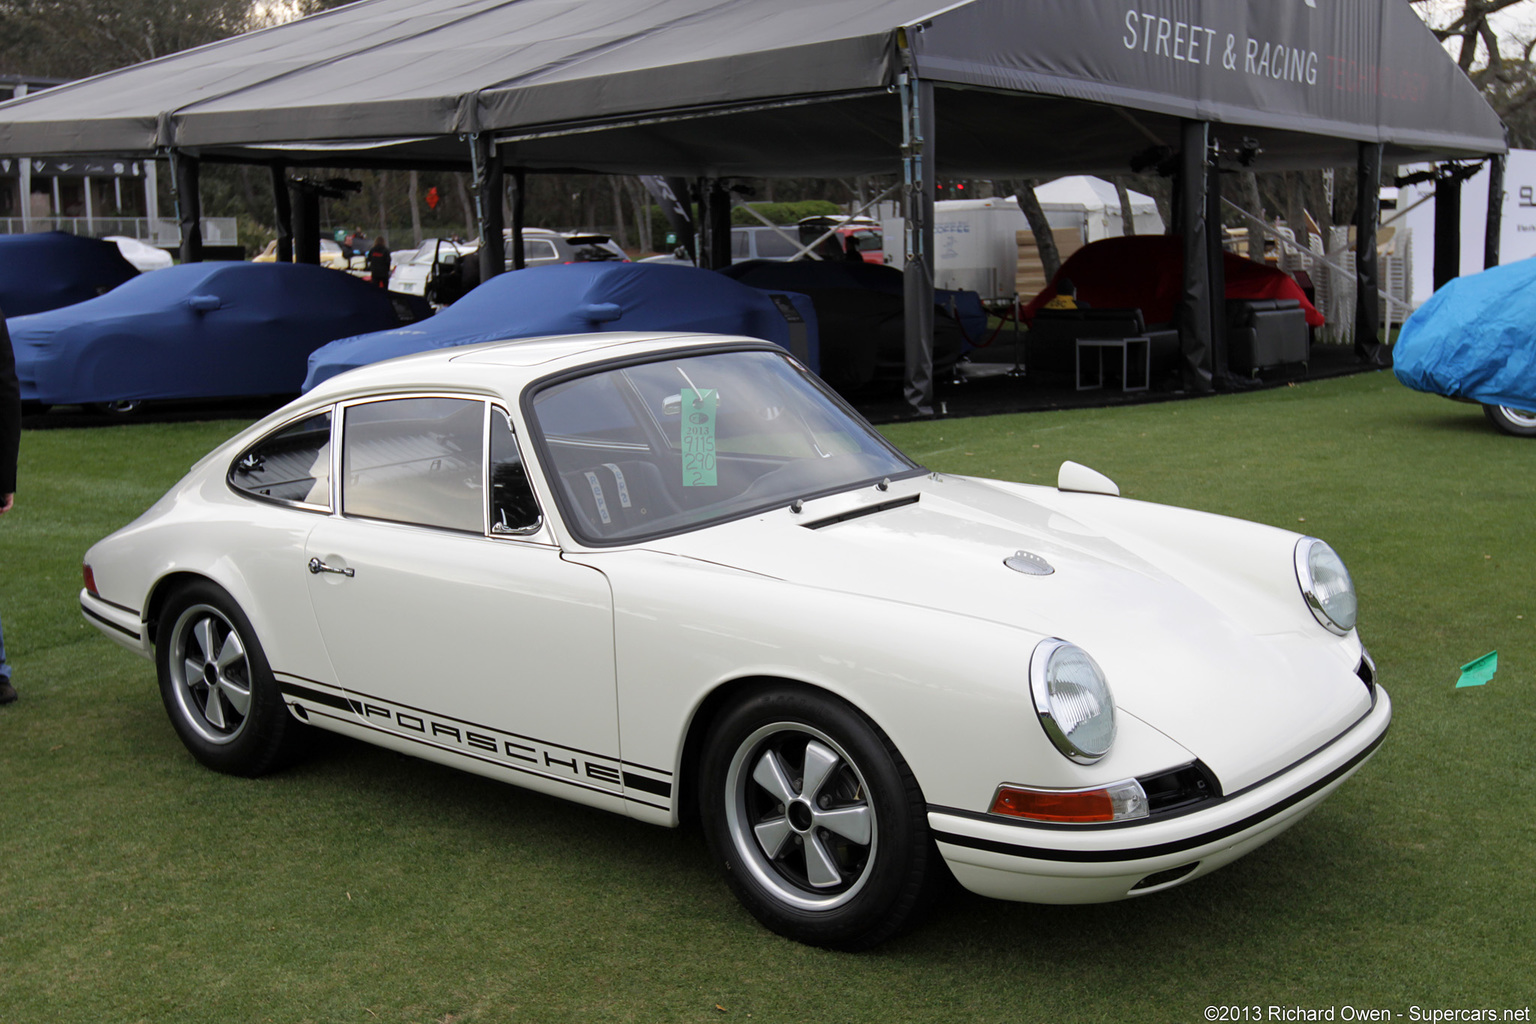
[{"left": 80, "top": 332, "right": 1390, "bottom": 949}]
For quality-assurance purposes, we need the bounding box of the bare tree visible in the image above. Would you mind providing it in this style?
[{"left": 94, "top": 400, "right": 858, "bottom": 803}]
[
  {"left": 1012, "top": 180, "right": 1061, "bottom": 281},
  {"left": 1409, "top": 0, "right": 1534, "bottom": 71},
  {"left": 0, "top": 0, "right": 263, "bottom": 76}
]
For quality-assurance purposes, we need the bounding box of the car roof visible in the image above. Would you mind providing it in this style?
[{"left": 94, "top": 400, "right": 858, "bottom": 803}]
[{"left": 300, "top": 331, "right": 773, "bottom": 403}]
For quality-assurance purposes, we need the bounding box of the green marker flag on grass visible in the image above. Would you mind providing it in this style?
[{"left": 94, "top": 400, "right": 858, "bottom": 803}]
[{"left": 1456, "top": 651, "right": 1497, "bottom": 688}]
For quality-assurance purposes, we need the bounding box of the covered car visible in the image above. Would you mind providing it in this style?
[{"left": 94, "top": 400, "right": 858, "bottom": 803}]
[
  {"left": 0, "top": 231, "right": 140, "bottom": 316},
  {"left": 1021, "top": 235, "right": 1324, "bottom": 327},
  {"left": 721, "top": 260, "right": 984, "bottom": 391},
  {"left": 106, "top": 236, "right": 175, "bottom": 272},
  {"left": 1392, "top": 257, "right": 1536, "bottom": 436},
  {"left": 306, "top": 261, "right": 817, "bottom": 389},
  {"left": 9, "top": 261, "right": 403, "bottom": 409},
  {"left": 81, "top": 332, "right": 1389, "bottom": 951}
]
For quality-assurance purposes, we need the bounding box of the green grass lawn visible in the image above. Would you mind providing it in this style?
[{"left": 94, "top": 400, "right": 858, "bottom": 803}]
[{"left": 2, "top": 373, "right": 1533, "bottom": 1023}]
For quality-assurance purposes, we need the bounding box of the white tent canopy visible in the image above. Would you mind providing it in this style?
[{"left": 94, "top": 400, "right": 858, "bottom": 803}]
[{"left": 1034, "top": 177, "right": 1166, "bottom": 240}]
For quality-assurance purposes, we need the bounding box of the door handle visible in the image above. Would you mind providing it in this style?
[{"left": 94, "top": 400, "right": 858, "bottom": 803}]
[{"left": 308, "top": 557, "right": 355, "bottom": 578}]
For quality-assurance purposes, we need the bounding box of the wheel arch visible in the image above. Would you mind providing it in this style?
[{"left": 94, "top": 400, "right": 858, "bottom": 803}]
[
  {"left": 144, "top": 570, "right": 239, "bottom": 649},
  {"left": 674, "top": 673, "right": 894, "bottom": 829}
]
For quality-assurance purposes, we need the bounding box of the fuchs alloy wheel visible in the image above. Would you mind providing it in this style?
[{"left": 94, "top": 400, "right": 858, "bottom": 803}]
[
  {"left": 1483, "top": 403, "right": 1536, "bottom": 437},
  {"left": 700, "top": 685, "right": 937, "bottom": 950},
  {"left": 155, "top": 581, "right": 303, "bottom": 776}
]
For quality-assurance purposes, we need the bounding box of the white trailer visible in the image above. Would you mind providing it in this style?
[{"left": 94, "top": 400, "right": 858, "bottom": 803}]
[{"left": 881, "top": 177, "right": 1163, "bottom": 301}]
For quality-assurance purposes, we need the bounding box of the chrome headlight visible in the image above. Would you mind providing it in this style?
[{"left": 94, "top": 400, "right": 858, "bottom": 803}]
[
  {"left": 1030, "top": 639, "right": 1116, "bottom": 764},
  {"left": 1295, "top": 537, "right": 1357, "bottom": 635}
]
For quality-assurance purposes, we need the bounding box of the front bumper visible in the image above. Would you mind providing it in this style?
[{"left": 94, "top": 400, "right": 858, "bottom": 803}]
[{"left": 930, "top": 685, "right": 1392, "bottom": 903}]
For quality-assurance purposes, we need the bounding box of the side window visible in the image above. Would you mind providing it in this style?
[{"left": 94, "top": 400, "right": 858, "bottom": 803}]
[
  {"left": 228, "top": 410, "right": 333, "bottom": 509},
  {"left": 489, "top": 409, "right": 541, "bottom": 535},
  {"left": 755, "top": 231, "right": 800, "bottom": 258},
  {"left": 342, "top": 397, "right": 484, "bottom": 533},
  {"left": 523, "top": 239, "right": 558, "bottom": 261}
]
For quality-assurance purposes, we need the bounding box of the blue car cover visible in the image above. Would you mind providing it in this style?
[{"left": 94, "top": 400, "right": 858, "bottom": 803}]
[
  {"left": 305, "top": 262, "right": 819, "bottom": 390},
  {"left": 9, "top": 261, "right": 402, "bottom": 405},
  {"left": 1394, "top": 258, "right": 1536, "bottom": 410},
  {"left": 0, "top": 231, "right": 140, "bottom": 316}
]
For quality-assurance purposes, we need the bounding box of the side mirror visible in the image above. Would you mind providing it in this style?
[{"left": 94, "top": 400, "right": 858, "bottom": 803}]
[
  {"left": 1057, "top": 460, "right": 1120, "bottom": 497},
  {"left": 187, "top": 294, "right": 220, "bottom": 313},
  {"left": 580, "top": 302, "right": 622, "bottom": 323}
]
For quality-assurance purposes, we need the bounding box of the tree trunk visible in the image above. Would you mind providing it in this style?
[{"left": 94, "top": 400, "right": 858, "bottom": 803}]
[
  {"left": 1241, "top": 171, "right": 1265, "bottom": 260},
  {"left": 408, "top": 169, "right": 422, "bottom": 248},
  {"left": 627, "top": 177, "right": 653, "bottom": 253},
  {"left": 374, "top": 170, "right": 390, "bottom": 240},
  {"left": 611, "top": 176, "right": 629, "bottom": 249},
  {"left": 1008, "top": 179, "right": 1060, "bottom": 280},
  {"left": 1112, "top": 176, "right": 1136, "bottom": 236},
  {"left": 454, "top": 173, "right": 474, "bottom": 239}
]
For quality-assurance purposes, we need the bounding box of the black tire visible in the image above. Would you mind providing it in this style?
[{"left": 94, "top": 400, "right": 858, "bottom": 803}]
[
  {"left": 1482, "top": 403, "right": 1536, "bottom": 437},
  {"left": 90, "top": 400, "right": 143, "bottom": 416},
  {"left": 154, "top": 581, "right": 304, "bottom": 776},
  {"left": 698, "top": 685, "right": 938, "bottom": 950}
]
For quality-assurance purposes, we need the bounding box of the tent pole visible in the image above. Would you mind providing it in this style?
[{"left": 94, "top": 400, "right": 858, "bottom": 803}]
[
  {"left": 899, "top": 68, "right": 935, "bottom": 417},
  {"left": 1177, "top": 120, "right": 1213, "bottom": 394},
  {"left": 170, "top": 149, "right": 204, "bottom": 264},
  {"left": 271, "top": 162, "right": 293, "bottom": 263},
  {"left": 707, "top": 180, "right": 732, "bottom": 270},
  {"left": 1206, "top": 145, "right": 1228, "bottom": 382},
  {"left": 1355, "top": 142, "right": 1384, "bottom": 363},
  {"left": 290, "top": 182, "right": 321, "bottom": 265},
  {"left": 1484, "top": 147, "right": 1506, "bottom": 271},
  {"left": 1432, "top": 168, "right": 1462, "bottom": 292},
  {"left": 693, "top": 178, "right": 715, "bottom": 268},
  {"left": 510, "top": 166, "right": 526, "bottom": 270},
  {"left": 471, "top": 134, "right": 505, "bottom": 283}
]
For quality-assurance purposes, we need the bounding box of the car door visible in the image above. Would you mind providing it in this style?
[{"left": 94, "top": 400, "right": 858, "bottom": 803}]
[{"left": 302, "top": 395, "right": 622, "bottom": 797}]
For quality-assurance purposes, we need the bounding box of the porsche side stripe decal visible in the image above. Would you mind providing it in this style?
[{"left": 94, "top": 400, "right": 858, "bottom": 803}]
[
  {"left": 933, "top": 728, "right": 1388, "bottom": 864},
  {"left": 282, "top": 682, "right": 353, "bottom": 711},
  {"left": 297, "top": 705, "right": 671, "bottom": 812},
  {"left": 278, "top": 680, "right": 674, "bottom": 805},
  {"left": 622, "top": 772, "right": 672, "bottom": 797},
  {"left": 81, "top": 603, "right": 140, "bottom": 641}
]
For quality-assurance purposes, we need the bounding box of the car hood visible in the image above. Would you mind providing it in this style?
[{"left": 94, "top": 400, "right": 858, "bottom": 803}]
[{"left": 637, "top": 474, "right": 1370, "bottom": 791}]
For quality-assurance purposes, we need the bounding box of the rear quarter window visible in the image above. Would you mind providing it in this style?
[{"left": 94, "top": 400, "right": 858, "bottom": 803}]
[{"left": 228, "top": 411, "right": 334, "bottom": 509}]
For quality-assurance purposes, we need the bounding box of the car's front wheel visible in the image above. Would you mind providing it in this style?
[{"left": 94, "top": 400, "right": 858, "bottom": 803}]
[
  {"left": 1483, "top": 403, "right": 1536, "bottom": 437},
  {"left": 699, "top": 685, "right": 938, "bottom": 950},
  {"left": 155, "top": 581, "right": 304, "bottom": 776}
]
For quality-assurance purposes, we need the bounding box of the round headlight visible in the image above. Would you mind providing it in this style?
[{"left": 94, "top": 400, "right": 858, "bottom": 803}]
[
  {"left": 1295, "top": 537, "right": 1357, "bottom": 635},
  {"left": 1030, "top": 639, "right": 1116, "bottom": 764}
]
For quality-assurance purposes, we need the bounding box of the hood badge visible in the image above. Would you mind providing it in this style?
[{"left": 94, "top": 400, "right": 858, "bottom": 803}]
[{"left": 1004, "top": 550, "right": 1055, "bottom": 576}]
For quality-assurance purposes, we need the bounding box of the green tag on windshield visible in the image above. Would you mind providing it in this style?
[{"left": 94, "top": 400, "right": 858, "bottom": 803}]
[{"left": 681, "top": 388, "right": 718, "bottom": 487}]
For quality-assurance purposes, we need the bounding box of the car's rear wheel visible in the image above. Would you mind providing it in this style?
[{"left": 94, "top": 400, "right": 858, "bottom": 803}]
[
  {"left": 155, "top": 581, "right": 303, "bottom": 776},
  {"left": 1483, "top": 403, "right": 1536, "bottom": 437},
  {"left": 699, "top": 685, "right": 937, "bottom": 950},
  {"left": 90, "top": 400, "right": 143, "bottom": 416}
]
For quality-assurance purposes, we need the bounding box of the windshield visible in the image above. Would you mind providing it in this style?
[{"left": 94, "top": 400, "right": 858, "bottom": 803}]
[{"left": 529, "top": 348, "right": 920, "bottom": 544}]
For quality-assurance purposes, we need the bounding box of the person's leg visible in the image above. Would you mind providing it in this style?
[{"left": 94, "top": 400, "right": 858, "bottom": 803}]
[{"left": 0, "top": 609, "right": 14, "bottom": 704}]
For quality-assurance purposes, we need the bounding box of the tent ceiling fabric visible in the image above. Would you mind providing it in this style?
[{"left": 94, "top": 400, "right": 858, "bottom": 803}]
[{"left": 0, "top": 0, "right": 1506, "bottom": 176}]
